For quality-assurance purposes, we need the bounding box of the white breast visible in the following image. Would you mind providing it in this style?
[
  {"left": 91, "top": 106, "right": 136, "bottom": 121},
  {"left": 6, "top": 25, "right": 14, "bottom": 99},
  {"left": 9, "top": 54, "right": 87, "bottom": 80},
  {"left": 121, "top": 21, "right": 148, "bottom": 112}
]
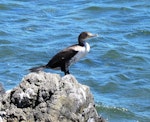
[{"left": 69, "top": 42, "right": 90, "bottom": 66}]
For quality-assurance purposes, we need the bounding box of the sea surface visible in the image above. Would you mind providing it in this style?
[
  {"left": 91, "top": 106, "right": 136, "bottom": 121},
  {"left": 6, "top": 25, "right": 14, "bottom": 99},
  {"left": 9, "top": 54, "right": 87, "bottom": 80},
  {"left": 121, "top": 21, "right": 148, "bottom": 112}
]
[{"left": 0, "top": 0, "right": 150, "bottom": 121}]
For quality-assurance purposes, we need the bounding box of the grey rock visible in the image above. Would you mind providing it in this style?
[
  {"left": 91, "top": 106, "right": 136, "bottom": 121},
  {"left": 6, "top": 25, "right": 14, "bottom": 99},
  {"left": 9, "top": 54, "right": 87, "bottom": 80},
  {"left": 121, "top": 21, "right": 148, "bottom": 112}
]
[
  {"left": 0, "top": 83, "right": 5, "bottom": 96},
  {"left": 0, "top": 72, "right": 105, "bottom": 122}
]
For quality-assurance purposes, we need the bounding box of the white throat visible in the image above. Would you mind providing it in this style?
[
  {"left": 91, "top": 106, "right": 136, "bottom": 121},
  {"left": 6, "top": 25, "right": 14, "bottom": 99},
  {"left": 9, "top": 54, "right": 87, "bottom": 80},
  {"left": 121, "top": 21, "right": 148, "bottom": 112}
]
[{"left": 84, "top": 42, "right": 90, "bottom": 53}]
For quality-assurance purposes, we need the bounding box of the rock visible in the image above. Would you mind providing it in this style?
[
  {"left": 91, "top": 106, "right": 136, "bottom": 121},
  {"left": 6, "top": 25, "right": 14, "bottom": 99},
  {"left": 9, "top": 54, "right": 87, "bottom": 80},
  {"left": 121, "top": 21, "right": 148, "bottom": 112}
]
[
  {"left": 0, "top": 72, "right": 105, "bottom": 122},
  {"left": 0, "top": 83, "right": 5, "bottom": 96}
]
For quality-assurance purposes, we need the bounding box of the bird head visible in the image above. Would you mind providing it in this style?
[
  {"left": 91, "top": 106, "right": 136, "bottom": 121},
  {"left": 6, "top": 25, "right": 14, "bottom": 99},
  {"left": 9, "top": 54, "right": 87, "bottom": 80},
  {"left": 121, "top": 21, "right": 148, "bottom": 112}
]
[{"left": 78, "top": 32, "right": 98, "bottom": 41}]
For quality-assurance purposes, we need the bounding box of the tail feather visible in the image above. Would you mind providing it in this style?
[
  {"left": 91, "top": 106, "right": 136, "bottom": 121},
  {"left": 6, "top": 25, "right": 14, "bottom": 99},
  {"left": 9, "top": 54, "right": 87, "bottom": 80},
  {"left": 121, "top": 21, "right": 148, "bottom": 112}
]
[{"left": 29, "top": 65, "right": 46, "bottom": 72}]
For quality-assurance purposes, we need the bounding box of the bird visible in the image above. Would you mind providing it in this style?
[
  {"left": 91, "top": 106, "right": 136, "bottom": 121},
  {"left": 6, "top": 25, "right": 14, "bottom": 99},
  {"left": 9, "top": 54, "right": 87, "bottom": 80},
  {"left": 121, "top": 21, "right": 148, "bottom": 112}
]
[{"left": 29, "top": 32, "right": 97, "bottom": 75}]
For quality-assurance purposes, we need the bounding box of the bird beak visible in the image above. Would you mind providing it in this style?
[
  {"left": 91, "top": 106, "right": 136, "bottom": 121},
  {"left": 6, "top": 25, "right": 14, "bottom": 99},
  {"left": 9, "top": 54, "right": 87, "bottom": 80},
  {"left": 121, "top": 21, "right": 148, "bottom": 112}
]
[{"left": 88, "top": 32, "right": 98, "bottom": 38}]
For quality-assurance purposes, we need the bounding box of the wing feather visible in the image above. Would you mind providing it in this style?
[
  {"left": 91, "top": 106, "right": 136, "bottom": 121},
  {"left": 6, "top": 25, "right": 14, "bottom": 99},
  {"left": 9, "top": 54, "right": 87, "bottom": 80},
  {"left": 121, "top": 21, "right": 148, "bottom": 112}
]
[{"left": 46, "top": 48, "right": 78, "bottom": 68}]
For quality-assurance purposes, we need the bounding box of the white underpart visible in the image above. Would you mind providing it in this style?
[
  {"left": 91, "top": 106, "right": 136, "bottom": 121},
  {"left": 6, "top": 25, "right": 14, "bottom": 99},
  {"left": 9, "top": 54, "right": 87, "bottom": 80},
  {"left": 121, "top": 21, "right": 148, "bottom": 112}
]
[{"left": 69, "top": 42, "right": 90, "bottom": 66}]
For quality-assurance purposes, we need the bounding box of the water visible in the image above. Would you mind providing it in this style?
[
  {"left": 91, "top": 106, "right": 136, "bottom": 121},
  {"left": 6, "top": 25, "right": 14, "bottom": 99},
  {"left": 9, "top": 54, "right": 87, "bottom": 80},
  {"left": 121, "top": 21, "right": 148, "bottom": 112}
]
[{"left": 0, "top": 0, "right": 150, "bottom": 121}]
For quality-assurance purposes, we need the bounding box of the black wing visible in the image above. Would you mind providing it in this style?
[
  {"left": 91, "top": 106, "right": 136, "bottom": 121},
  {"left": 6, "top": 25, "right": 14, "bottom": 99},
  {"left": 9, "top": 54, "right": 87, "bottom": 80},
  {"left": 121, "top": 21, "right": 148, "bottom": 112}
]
[{"left": 46, "top": 48, "right": 78, "bottom": 69}]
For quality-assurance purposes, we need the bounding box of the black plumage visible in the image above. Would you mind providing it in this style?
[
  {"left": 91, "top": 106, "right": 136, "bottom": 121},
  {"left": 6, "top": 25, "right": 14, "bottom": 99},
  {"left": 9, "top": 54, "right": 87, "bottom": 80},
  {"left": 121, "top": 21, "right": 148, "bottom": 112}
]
[{"left": 46, "top": 48, "right": 78, "bottom": 74}]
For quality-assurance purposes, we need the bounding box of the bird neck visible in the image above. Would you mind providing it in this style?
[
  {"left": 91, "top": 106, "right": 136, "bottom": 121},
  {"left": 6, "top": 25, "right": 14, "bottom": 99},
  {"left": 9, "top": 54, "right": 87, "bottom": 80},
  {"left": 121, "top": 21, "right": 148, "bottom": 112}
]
[
  {"left": 78, "top": 39, "right": 90, "bottom": 52},
  {"left": 78, "top": 39, "right": 85, "bottom": 46},
  {"left": 84, "top": 42, "right": 90, "bottom": 53}
]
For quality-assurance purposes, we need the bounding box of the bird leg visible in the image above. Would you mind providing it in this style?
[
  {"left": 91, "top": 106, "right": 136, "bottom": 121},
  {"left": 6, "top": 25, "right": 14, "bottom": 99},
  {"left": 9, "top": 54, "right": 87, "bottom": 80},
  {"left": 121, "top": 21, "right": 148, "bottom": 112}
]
[
  {"left": 61, "top": 65, "right": 70, "bottom": 75},
  {"left": 65, "top": 70, "right": 70, "bottom": 75}
]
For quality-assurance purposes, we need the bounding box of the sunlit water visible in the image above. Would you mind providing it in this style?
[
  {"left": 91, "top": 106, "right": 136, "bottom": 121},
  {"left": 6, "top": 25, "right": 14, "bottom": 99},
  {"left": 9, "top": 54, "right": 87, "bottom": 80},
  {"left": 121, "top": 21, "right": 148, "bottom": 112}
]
[{"left": 0, "top": 0, "right": 150, "bottom": 121}]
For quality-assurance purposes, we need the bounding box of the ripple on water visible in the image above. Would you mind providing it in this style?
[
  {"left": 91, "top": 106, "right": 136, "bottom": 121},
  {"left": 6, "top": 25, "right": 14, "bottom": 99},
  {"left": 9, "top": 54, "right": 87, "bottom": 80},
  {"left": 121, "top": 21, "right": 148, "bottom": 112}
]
[
  {"left": 99, "top": 81, "right": 119, "bottom": 93},
  {"left": 125, "top": 29, "right": 150, "bottom": 40},
  {"left": 0, "top": 31, "right": 9, "bottom": 36},
  {"left": 0, "top": 46, "right": 14, "bottom": 58},
  {"left": 96, "top": 103, "right": 135, "bottom": 122},
  {"left": 0, "top": 3, "right": 9, "bottom": 10},
  {"left": 0, "top": 2, "right": 25, "bottom": 11},
  {"left": 102, "top": 49, "right": 122, "bottom": 59}
]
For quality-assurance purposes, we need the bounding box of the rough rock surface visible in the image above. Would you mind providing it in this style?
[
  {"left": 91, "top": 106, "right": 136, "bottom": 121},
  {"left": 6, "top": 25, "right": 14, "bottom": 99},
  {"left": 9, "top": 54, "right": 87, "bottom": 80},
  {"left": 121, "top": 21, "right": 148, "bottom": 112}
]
[
  {"left": 0, "top": 72, "right": 105, "bottom": 122},
  {"left": 0, "top": 83, "right": 5, "bottom": 96},
  {"left": 0, "top": 83, "right": 5, "bottom": 107}
]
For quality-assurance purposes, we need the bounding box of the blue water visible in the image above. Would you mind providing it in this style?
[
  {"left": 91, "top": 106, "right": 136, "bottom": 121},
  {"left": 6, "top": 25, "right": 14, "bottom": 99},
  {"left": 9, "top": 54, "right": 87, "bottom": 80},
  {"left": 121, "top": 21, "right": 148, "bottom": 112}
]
[{"left": 0, "top": 0, "right": 150, "bottom": 121}]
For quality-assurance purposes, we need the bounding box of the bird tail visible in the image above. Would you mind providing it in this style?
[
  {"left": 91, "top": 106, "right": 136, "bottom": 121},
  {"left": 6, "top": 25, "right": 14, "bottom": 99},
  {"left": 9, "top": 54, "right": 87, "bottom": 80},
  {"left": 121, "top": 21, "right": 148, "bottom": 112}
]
[{"left": 29, "top": 65, "right": 46, "bottom": 72}]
